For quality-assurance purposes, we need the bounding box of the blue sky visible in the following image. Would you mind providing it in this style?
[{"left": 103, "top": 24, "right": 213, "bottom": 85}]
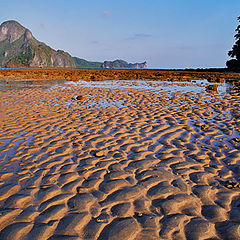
[{"left": 0, "top": 0, "right": 239, "bottom": 68}]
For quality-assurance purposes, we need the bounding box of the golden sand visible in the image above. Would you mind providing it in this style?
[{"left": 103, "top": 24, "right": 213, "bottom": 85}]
[{"left": 0, "top": 79, "right": 240, "bottom": 239}]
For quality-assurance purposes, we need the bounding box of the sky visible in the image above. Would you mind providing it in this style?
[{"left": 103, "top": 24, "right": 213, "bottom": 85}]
[{"left": 0, "top": 0, "right": 239, "bottom": 69}]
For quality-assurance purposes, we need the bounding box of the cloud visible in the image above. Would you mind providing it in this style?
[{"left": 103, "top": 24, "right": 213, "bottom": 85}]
[
  {"left": 103, "top": 11, "right": 110, "bottom": 17},
  {"left": 126, "top": 33, "right": 152, "bottom": 40},
  {"left": 90, "top": 40, "right": 99, "bottom": 44},
  {"left": 134, "top": 33, "right": 151, "bottom": 38}
]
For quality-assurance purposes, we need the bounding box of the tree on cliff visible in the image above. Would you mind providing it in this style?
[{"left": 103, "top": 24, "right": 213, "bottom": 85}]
[{"left": 226, "top": 16, "right": 240, "bottom": 69}]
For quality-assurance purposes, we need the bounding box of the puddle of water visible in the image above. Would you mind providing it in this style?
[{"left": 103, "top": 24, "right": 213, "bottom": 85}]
[
  {"left": 0, "top": 78, "right": 235, "bottom": 110},
  {"left": 0, "top": 78, "right": 229, "bottom": 95},
  {"left": 54, "top": 79, "right": 228, "bottom": 95}
]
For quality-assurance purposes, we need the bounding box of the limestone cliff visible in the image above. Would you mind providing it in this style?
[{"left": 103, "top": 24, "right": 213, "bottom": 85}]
[
  {"left": 0, "top": 20, "right": 75, "bottom": 68},
  {"left": 102, "top": 59, "right": 147, "bottom": 69},
  {"left": 0, "top": 20, "right": 147, "bottom": 69}
]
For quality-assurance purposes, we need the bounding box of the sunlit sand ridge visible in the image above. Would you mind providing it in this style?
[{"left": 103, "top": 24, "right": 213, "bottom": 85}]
[{"left": 0, "top": 79, "right": 240, "bottom": 239}]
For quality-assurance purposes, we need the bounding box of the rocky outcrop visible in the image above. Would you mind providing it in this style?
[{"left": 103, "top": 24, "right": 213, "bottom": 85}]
[
  {"left": 0, "top": 20, "right": 147, "bottom": 69},
  {"left": 0, "top": 20, "right": 75, "bottom": 68},
  {"left": 102, "top": 60, "right": 147, "bottom": 69},
  {"left": 0, "top": 20, "right": 27, "bottom": 43},
  {"left": 1, "top": 68, "right": 237, "bottom": 83}
]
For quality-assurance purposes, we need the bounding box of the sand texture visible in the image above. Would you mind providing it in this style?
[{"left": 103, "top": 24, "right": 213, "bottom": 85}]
[{"left": 0, "top": 79, "right": 240, "bottom": 239}]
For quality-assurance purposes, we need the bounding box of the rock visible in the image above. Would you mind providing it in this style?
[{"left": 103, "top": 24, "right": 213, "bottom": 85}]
[
  {"left": 76, "top": 95, "right": 84, "bottom": 101},
  {"left": 95, "top": 150, "right": 105, "bottom": 157},
  {"left": 102, "top": 60, "right": 147, "bottom": 69},
  {"left": 206, "top": 84, "right": 218, "bottom": 93},
  {"left": 0, "top": 20, "right": 76, "bottom": 68}
]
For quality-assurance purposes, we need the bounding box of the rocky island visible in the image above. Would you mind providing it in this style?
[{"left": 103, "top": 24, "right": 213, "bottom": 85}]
[
  {"left": 102, "top": 60, "right": 147, "bottom": 69},
  {"left": 0, "top": 20, "right": 146, "bottom": 69}
]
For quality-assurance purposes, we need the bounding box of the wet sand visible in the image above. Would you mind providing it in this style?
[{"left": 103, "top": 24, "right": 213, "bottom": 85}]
[{"left": 0, "top": 79, "right": 240, "bottom": 239}]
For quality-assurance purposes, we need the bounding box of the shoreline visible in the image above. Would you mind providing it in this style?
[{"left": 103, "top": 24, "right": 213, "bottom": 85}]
[{"left": 0, "top": 68, "right": 240, "bottom": 83}]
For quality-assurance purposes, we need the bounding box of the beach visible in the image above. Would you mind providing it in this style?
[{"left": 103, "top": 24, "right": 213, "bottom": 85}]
[{"left": 0, "top": 77, "right": 240, "bottom": 239}]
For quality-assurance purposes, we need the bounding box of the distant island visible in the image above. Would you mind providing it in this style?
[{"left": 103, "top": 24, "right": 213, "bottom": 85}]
[{"left": 0, "top": 20, "right": 147, "bottom": 69}]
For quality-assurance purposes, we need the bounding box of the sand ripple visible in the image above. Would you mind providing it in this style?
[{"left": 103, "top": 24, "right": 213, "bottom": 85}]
[{"left": 0, "top": 81, "right": 240, "bottom": 239}]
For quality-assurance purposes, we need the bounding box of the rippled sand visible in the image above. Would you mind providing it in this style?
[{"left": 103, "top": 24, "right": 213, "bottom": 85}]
[{"left": 0, "top": 80, "right": 240, "bottom": 239}]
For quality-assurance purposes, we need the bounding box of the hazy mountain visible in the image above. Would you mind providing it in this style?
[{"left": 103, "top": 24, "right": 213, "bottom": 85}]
[{"left": 0, "top": 20, "right": 147, "bottom": 69}]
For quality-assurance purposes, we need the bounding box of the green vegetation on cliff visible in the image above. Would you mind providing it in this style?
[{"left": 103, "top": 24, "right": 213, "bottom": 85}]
[
  {"left": 6, "top": 46, "right": 33, "bottom": 67},
  {"left": 0, "top": 20, "right": 76, "bottom": 68},
  {"left": 0, "top": 35, "right": 27, "bottom": 66},
  {"left": 0, "top": 20, "right": 146, "bottom": 69},
  {"left": 73, "top": 57, "right": 102, "bottom": 68}
]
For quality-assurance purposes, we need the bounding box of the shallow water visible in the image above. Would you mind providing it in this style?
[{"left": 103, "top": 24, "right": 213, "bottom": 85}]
[
  {"left": 0, "top": 78, "right": 231, "bottom": 95},
  {"left": 61, "top": 79, "right": 228, "bottom": 95},
  {"left": 54, "top": 79, "right": 232, "bottom": 109},
  {"left": 0, "top": 78, "right": 234, "bottom": 110}
]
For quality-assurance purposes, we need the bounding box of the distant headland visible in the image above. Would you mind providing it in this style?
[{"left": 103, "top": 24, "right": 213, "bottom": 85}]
[{"left": 0, "top": 20, "right": 147, "bottom": 69}]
